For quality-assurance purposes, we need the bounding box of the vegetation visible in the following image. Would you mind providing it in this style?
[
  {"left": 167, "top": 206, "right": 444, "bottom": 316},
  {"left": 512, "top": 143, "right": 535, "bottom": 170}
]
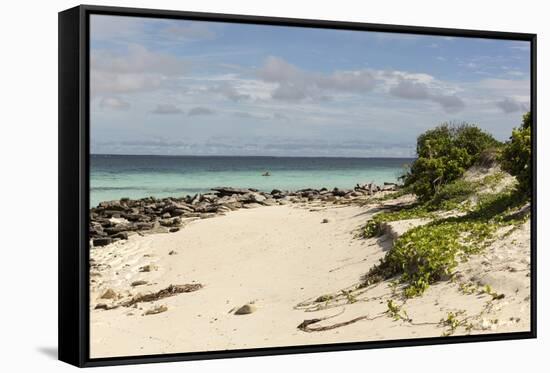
[
  {"left": 358, "top": 113, "right": 532, "bottom": 298},
  {"left": 363, "top": 183, "right": 528, "bottom": 297},
  {"left": 362, "top": 149, "right": 531, "bottom": 297},
  {"left": 403, "top": 123, "right": 500, "bottom": 201},
  {"left": 362, "top": 172, "right": 506, "bottom": 239},
  {"left": 500, "top": 112, "right": 532, "bottom": 193}
]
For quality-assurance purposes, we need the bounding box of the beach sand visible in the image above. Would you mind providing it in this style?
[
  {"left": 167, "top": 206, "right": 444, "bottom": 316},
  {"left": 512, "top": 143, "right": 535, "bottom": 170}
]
[{"left": 90, "top": 201, "right": 531, "bottom": 358}]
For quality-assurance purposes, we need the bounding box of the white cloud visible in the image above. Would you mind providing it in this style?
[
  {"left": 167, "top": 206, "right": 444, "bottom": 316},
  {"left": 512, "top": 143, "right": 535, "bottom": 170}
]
[
  {"left": 257, "top": 56, "right": 376, "bottom": 102},
  {"left": 90, "top": 15, "right": 148, "bottom": 41},
  {"left": 92, "top": 44, "right": 187, "bottom": 76},
  {"left": 99, "top": 96, "right": 130, "bottom": 110},
  {"left": 91, "top": 44, "right": 189, "bottom": 97},
  {"left": 188, "top": 106, "right": 215, "bottom": 116},
  {"left": 256, "top": 56, "right": 467, "bottom": 112},
  {"left": 232, "top": 111, "right": 270, "bottom": 120},
  {"left": 431, "top": 94, "right": 465, "bottom": 113},
  {"left": 91, "top": 15, "right": 217, "bottom": 44},
  {"left": 209, "top": 82, "right": 251, "bottom": 102},
  {"left": 92, "top": 72, "right": 163, "bottom": 96},
  {"left": 152, "top": 104, "right": 183, "bottom": 114},
  {"left": 389, "top": 77, "right": 465, "bottom": 113},
  {"left": 389, "top": 79, "right": 430, "bottom": 100},
  {"left": 495, "top": 97, "right": 528, "bottom": 113},
  {"left": 162, "top": 22, "right": 216, "bottom": 41},
  {"left": 273, "top": 112, "right": 290, "bottom": 121}
]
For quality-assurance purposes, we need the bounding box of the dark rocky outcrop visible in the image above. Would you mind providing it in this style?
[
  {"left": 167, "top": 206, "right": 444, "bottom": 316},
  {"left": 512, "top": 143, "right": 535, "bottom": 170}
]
[{"left": 89, "top": 183, "right": 400, "bottom": 247}]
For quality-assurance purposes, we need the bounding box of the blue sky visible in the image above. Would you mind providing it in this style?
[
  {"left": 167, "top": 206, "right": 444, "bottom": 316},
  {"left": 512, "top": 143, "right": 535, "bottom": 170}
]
[{"left": 90, "top": 15, "right": 530, "bottom": 157}]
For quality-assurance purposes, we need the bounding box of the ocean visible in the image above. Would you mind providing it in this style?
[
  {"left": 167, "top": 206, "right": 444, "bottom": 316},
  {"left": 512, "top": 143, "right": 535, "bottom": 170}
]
[{"left": 90, "top": 154, "right": 413, "bottom": 207}]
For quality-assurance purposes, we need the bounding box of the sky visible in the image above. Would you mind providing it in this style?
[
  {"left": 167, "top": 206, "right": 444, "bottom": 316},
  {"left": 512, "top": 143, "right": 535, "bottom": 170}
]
[{"left": 90, "top": 15, "right": 531, "bottom": 157}]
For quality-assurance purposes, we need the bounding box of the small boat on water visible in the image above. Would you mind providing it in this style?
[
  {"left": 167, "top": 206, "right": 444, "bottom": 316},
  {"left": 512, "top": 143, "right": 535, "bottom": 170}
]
[{"left": 261, "top": 171, "right": 271, "bottom": 176}]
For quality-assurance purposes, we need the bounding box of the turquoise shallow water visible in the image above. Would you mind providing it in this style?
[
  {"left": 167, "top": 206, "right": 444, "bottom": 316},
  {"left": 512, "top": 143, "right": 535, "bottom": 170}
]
[{"left": 90, "top": 155, "right": 413, "bottom": 207}]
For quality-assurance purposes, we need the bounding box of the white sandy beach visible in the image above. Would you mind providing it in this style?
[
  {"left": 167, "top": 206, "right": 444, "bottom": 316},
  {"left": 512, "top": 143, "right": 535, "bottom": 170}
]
[{"left": 90, "top": 200, "right": 531, "bottom": 358}]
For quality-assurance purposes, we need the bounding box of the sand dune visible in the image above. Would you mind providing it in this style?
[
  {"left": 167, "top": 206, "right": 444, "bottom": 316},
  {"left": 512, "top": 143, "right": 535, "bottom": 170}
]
[{"left": 90, "top": 201, "right": 530, "bottom": 358}]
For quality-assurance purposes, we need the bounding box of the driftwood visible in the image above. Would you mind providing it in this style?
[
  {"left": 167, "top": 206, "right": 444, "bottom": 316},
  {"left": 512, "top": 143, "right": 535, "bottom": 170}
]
[
  {"left": 123, "top": 284, "right": 203, "bottom": 306},
  {"left": 297, "top": 308, "right": 387, "bottom": 332}
]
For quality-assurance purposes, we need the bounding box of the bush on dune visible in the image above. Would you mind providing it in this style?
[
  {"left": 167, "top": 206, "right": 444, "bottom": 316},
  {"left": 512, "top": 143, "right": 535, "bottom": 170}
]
[
  {"left": 403, "top": 123, "right": 501, "bottom": 201},
  {"left": 360, "top": 116, "right": 533, "bottom": 298},
  {"left": 500, "top": 112, "right": 532, "bottom": 194}
]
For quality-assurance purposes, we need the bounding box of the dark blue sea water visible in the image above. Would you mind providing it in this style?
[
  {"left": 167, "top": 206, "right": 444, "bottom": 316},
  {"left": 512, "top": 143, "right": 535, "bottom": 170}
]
[{"left": 90, "top": 155, "right": 413, "bottom": 207}]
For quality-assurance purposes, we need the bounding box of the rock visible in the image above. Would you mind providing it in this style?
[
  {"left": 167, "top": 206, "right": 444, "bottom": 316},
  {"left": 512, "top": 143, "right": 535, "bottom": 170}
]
[
  {"left": 199, "top": 213, "right": 217, "bottom": 219},
  {"left": 93, "top": 237, "right": 112, "bottom": 247},
  {"left": 175, "top": 203, "right": 194, "bottom": 212},
  {"left": 135, "top": 222, "right": 154, "bottom": 231},
  {"left": 216, "top": 205, "right": 232, "bottom": 213},
  {"left": 241, "top": 192, "right": 266, "bottom": 204},
  {"left": 144, "top": 305, "right": 168, "bottom": 316},
  {"left": 90, "top": 227, "right": 105, "bottom": 238},
  {"left": 201, "top": 194, "right": 219, "bottom": 202},
  {"left": 332, "top": 188, "right": 351, "bottom": 197},
  {"left": 262, "top": 198, "right": 277, "bottom": 206},
  {"left": 139, "top": 264, "right": 158, "bottom": 272},
  {"left": 104, "top": 226, "right": 128, "bottom": 235},
  {"left": 321, "top": 218, "right": 329, "bottom": 224},
  {"left": 102, "top": 210, "right": 123, "bottom": 218},
  {"left": 211, "top": 187, "right": 251, "bottom": 195},
  {"left": 194, "top": 204, "right": 218, "bottom": 213},
  {"left": 191, "top": 194, "right": 201, "bottom": 205},
  {"left": 168, "top": 250, "right": 178, "bottom": 255},
  {"left": 95, "top": 303, "right": 109, "bottom": 310},
  {"left": 234, "top": 303, "right": 257, "bottom": 315},
  {"left": 242, "top": 203, "right": 263, "bottom": 209},
  {"left": 98, "top": 200, "right": 126, "bottom": 211},
  {"left": 160, "top": 218, "right": 181, "bottom": 227},
  {"left": 271, "top": 189, "right": 283, "bottom": 195},
  {"left": 124, "top": 213, "right": 148, "bottom": 222},
  {"left": 169, "top": 227, "right": 180, "bottom": 233},
  {"left": 131, "top": 280, "right": 148, "bottom": 287},
  {"left": 171, "top": 208, "right": 190, "bottom": 216},
  {"left": 100, "top": 288, "right": 117, "bottom": 299},
  {"left": 111, "top": 231, "right": 128, "bottom": 240}
]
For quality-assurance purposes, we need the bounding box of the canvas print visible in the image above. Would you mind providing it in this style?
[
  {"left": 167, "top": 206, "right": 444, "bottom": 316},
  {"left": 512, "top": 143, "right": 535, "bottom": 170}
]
[{"left": 88, "top": 14, "right": 532, "bottom": 358}]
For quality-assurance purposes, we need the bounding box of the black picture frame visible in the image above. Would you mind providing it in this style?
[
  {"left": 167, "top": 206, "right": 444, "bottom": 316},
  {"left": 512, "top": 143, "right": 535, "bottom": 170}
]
[{"left": 58, "top": 4, "right": 537, "bottom": 367}]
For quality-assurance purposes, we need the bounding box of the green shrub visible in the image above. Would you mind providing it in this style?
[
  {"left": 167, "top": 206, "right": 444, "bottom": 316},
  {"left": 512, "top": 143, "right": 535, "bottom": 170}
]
[
  {"left": 362, "top": 204, "right": 434, "bottom": 238},
  {"left": 404, "top": 123, "right": 500, "bottom": 201},
  {"left": 500, "top": 112, "right": 532, "bottom": 193},
  {"left": 364, "top": 214, "right": 496, "bottom": 297},
  {"left": 361, "top": 178, "right": 527, "bottom": 297}
]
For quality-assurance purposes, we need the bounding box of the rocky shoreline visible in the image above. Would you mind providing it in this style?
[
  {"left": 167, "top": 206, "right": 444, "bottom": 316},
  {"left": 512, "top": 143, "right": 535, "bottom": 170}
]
[{"left": 90, "top": 182, "right": 398, "bottom": 247}]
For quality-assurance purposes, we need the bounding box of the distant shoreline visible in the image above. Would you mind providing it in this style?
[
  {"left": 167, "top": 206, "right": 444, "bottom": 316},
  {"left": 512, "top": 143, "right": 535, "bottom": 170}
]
[{"left": 90, "top": 153, "right": 417, "bottom": 160}]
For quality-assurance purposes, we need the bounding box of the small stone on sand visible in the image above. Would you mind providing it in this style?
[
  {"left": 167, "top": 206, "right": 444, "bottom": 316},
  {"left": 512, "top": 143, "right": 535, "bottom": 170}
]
[
  {"left": 100, "top": 288, "right": 117, "bottom": 299},
  {"left": 139, "top": 264, "right": 157, "bottom": 272},
  {"left": 144, "top": 305, "right": 168, "bottom": 316},
  {"left": 234, "top": 304, "right": 257, "bottom": 315}
]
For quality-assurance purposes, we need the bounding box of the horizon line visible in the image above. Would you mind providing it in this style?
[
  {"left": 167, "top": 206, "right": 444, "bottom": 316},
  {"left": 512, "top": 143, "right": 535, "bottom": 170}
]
[{"left": 90, "top": 153, "right": 417, "bottom": 159}]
